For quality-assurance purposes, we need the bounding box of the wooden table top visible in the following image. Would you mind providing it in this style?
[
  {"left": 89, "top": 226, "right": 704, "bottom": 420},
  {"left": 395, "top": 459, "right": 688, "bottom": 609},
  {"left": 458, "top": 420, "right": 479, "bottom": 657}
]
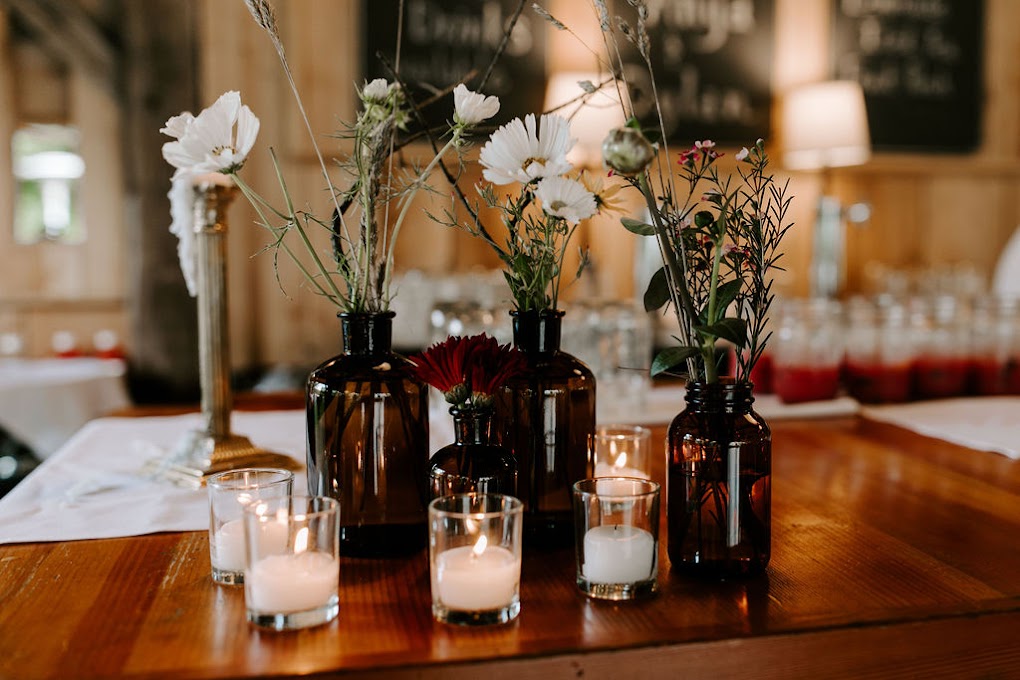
[{"left": 1, "top": 413, "right": 1018, "bottom": 679}]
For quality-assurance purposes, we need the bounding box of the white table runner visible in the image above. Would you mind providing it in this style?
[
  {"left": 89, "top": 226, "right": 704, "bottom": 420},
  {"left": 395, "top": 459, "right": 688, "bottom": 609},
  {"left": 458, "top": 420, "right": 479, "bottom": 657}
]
[{"left": 0, "top": 411, "right": 307, "bottom": 545}]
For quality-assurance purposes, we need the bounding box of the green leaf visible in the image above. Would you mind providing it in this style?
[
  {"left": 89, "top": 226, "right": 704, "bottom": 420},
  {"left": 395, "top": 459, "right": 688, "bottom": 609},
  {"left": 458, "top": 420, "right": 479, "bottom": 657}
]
[
  {"left": 696, "top": 317, "right": 748, "bottom": 346},
  {"left": 694, "top": 210, "right": 715, "bottom": 228},
  {"left": 651, "top": 346, "right": 700, "bottom": 377},
  {"left": 621, "top": 217, "right": 657, "bottom": 236},
  {"left": 714, "top": 279, "right": 743, "bottom": 315},
  {"left": 625, "top": 116, "right": 642, "bottom": 130},
  {"left": 643, "top": 267, "right": 671, "bottom": 312}
]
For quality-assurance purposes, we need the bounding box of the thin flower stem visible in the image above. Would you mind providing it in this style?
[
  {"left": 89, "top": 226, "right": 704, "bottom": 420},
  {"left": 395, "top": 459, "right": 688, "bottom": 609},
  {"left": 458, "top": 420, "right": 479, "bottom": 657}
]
[
  {"left": 257, "top": 21, "right": 354, "bottom": 261},
  {"left": 383, "top": 134, "right": 460, "bottom": 295},
  {"left": 639, "top": 174, "right": 697, "bottom": 338},
  {"left": 230, "top": 173, "right": 340, "bottom": 304},
  {"left": 377, "top": 54, "right": 507, "bottom": 261},
  {"left": 265, "top": 152, "right": 347, "bottom": 303},
  {"left": 479, "top": 0, "right": 528, "bottom": 91}
]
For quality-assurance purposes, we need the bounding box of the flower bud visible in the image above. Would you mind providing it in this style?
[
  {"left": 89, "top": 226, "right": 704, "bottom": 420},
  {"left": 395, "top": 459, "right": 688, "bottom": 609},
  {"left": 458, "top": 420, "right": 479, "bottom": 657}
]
[{"left": 601, "top": 127, "right": 656, "bottom": 176}]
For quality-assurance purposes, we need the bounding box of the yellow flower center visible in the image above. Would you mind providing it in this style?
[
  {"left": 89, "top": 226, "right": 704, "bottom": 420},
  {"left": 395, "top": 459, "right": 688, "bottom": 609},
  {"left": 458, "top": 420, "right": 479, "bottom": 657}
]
[{"left": 521, "top": 156, "right": 546, "bottom": 170}]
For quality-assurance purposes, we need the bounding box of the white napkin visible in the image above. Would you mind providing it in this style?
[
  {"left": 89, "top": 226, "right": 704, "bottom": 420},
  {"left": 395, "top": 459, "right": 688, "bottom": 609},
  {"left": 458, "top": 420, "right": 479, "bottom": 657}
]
[
  {"left": 0, "top": 411, "right": 307, "bottom": 545},
  {"left": 862, "top": 397, "right": 1020, "bottom": 459}
]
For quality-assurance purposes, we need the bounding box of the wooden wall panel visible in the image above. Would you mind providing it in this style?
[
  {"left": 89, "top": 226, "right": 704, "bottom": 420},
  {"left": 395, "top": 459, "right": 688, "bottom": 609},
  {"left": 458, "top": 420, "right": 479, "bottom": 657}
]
[{"left": 3, "top": 0, "right": 1011, "bottom": 369}]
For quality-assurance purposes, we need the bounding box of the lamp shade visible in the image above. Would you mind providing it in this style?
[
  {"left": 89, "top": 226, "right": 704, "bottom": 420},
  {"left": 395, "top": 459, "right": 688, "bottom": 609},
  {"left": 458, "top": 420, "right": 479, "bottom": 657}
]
[
  {"left": 782, "top": 81, "right": 871, "bottom": 170},
  {"left": 544, "top": 72, "right": 625, "bottom": 167}
]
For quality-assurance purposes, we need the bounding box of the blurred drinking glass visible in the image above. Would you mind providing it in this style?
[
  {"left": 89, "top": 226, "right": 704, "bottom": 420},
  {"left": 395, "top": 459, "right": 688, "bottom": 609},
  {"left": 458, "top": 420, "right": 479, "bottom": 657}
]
[
  {"left": 772, "top": 298, "right": 843, "bottom": 403},
  {"left": 843, "top": 297, "right": 913, "bottom": 404}
]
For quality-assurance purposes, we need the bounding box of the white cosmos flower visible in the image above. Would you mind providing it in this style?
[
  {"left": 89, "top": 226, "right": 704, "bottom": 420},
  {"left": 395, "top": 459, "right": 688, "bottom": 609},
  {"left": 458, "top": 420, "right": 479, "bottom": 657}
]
[
  {"left": 479, "top": 113, "right": 575, "bottom": 185},
  {"left": 453, "top": 84, "right": 500, "bottom": 126},
  {"left": 535, "top": 176, "right": 597, "bottom": 224},
  {"left": 161, "top": 90, "right": 259, "bottom": 176}
]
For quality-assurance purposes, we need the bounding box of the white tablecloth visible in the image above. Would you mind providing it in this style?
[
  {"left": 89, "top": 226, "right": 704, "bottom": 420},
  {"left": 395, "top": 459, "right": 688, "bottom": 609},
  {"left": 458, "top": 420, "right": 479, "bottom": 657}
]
[{"left": 0, "top": 358, "right": 131, "bottom": 458}]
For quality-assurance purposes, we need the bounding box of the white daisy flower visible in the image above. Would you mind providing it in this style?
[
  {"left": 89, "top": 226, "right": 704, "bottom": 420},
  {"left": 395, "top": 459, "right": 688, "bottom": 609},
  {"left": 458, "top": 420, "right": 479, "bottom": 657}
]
[
  {"left": 161, "top": 91, "right": 260, "bottom": 175},
  {"left": 535, "top": 176, "right": 597, "bottom": 224},
  {"left": 479, "top": 113, "right": 575, "bottom": 185},
  {"left": 453, "top": 84, "right": 500, "bottom": 126}
]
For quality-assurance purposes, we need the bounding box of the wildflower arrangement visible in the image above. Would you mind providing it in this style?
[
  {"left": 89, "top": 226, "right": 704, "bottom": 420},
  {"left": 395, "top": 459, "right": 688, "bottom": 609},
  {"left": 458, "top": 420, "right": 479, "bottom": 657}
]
[
  {"left": 555, "top": 1, "right": 794, "bottom": 384},
  {"left": 434, "top": 109, "right": 621, "bottom": 312},
  {"left": 409, "top": 334, "right": 526, "bottom": 410},
  {"left": 160, "top": 0, "right": 501, "bottom": 313}
]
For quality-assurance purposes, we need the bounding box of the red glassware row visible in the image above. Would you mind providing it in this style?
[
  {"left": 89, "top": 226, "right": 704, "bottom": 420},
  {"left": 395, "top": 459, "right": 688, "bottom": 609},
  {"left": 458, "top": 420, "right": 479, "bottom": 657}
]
[{"left": 755, "top": 353, "right": 1020, "bottom": 404}]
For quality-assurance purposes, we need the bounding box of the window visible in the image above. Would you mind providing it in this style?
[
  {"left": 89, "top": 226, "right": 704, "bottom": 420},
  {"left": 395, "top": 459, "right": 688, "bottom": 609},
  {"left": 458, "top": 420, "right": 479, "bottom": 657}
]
[{"left": 11, "top": 124, "right": 85, "bottom": 244}]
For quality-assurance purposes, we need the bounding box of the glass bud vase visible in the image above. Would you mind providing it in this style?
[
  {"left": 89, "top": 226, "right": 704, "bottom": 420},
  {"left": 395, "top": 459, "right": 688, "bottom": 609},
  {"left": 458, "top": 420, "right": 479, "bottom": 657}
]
[
  {"left": 307, "top": 312, "right": 429, "bottom": 557},
  {"left": 494, "top": 310, "right": 595, "bottom": 546},
  {"left": 667, "top": 379, "right": 771, "bottom": 578},
  {"left": 429, "top": 407, "right": 517, "bottom": 499}
]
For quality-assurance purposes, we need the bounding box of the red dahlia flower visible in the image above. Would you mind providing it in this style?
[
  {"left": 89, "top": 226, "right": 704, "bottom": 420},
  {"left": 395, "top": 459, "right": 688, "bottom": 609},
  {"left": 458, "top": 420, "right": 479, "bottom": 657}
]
[{"left": 409, "top": 333, "right": 525, "bottom": 409}]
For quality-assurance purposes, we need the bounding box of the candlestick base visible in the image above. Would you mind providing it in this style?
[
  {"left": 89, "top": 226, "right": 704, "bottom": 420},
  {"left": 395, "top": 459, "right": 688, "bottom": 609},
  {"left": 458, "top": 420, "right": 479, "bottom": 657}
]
[{"left": 145, "top": 430, "right": 303, "bottom": 487}]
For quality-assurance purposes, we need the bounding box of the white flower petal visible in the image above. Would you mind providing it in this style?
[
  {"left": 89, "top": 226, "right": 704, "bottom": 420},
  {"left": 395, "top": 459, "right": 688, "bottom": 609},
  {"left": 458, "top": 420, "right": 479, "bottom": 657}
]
[
  {"left": 167, "top": 175, "right": 198, "bottom": 297},
  {"left": 234, "top": 104, "right": 261, "bottom": 158},
  {"left": 160, "top": 112, "right": 194, "bottom": 139}
]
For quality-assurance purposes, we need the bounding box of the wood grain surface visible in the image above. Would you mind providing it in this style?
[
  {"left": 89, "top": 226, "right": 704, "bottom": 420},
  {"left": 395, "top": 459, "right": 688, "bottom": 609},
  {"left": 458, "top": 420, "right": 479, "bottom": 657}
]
[{"left": 1, "top": 416, "right": 1018, "bottom": 679}]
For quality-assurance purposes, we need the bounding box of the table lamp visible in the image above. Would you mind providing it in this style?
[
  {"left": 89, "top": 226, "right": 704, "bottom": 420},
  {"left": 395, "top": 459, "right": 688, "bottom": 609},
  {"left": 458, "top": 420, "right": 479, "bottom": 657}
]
[{"left": 782, "top": 80, "right": 871, "bottom": 298}]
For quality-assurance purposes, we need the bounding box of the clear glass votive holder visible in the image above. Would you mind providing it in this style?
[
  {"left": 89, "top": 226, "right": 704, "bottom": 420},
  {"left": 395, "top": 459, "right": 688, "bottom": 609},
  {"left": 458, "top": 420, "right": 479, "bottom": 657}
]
[
  {"left": 573, "top": 478, "right": 660, "bottom": 601},
  {"left": 428, "top": 493, "right": 523, "bottom": 626},
  {"left": 243, "top": 495, "right": 340, "bottom": 631},
  {"left": 592, "top": 425, "right": 653, "bottom": 480},
  {"left": 207, "top": 468, "right": 294, "bottom": 585}
]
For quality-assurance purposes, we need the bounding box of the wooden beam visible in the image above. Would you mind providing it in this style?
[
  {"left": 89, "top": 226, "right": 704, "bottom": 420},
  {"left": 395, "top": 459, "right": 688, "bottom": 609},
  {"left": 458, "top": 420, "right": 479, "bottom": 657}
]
[{"left": 0, "top": 0, "right": 118, "bottom": 94}]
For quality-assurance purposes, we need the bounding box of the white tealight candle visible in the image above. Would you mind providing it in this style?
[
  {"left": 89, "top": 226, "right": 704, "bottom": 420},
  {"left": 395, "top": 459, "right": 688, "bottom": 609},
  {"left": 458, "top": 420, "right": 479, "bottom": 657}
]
[
  {"left": 582, "top": 524, "right": 655, "bottom": 584},
  {"left": 212, "top": 519, "right": 246, "bottom": 571},
  {"left": 436, "top": 541, "right": 520, "bottom": 611},
  {"left": 593, "top": 461, "right": 651, "bottom": 480},
  {"left": 247, "top": 551, "right": 339, "bottom": 613},
  {"left": 212, "top": 518, "right": 290, "bottom": 572}
]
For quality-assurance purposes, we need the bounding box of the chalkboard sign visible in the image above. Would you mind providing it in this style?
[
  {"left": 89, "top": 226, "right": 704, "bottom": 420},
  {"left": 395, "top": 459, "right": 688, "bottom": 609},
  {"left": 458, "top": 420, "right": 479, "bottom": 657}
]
[
  {"left": 610, "top": 0, "right": 774, "bottom": 146},
  {"left": 831, "top": 0, "right": 983, "bottom": 152},
  {"left": 363, "top": 0, "right": 546, "bottom": 129}
]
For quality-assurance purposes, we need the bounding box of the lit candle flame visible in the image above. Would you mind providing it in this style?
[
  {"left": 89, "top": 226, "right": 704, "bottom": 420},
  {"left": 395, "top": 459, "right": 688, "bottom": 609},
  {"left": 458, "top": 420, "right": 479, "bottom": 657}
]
[
  {"left": 471, "top": 533, "right": 488, "bottom": 557},
  {"left": 612, "top": 451, "right": 628, "bottom": 470},
  {"left": 294, "top": 526, "right": 309, "bottom": 554}
]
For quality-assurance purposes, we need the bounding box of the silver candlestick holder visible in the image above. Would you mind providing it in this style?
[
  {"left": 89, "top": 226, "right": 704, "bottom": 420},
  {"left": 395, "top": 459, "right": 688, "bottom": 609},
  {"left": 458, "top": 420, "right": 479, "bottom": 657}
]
[{"left": 157, "top": 176, "right": 300, "bottom": 486}]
